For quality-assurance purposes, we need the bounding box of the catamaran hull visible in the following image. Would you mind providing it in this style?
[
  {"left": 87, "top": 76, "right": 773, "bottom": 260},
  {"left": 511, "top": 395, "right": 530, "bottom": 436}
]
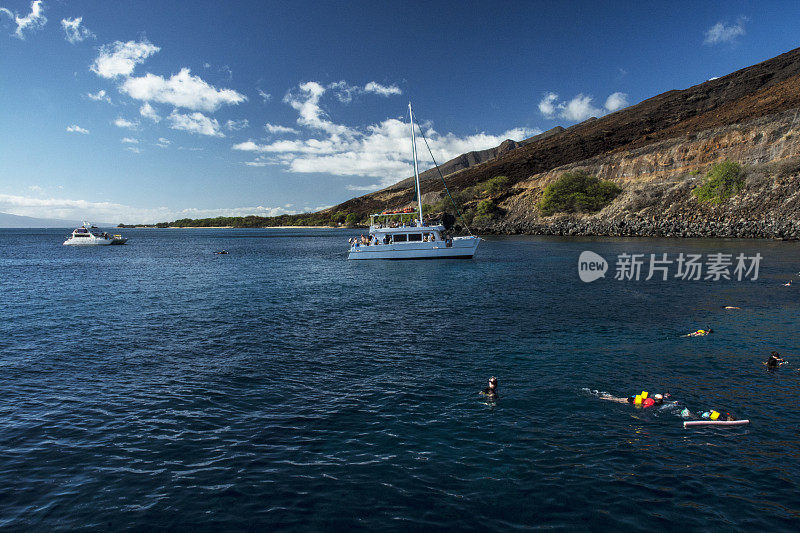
[{"left": 348, "top": 237, "right": 480, "bottom": 260}]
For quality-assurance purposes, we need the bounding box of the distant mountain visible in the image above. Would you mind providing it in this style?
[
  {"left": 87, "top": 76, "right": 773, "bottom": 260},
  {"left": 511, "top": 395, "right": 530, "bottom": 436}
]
[
  {"left": 388, "top": 126, "right": 565, "bottom": 191},
  {"left": 0, "top": 212, "right": 113, "bottom": 228},
  {"left": 328, "top": 46, "right": 800, "bottom": 223}
]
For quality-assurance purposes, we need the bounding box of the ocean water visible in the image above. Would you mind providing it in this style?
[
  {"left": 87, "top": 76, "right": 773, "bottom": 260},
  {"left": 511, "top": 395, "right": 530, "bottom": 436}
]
[{"left": 1, "top": 228, "right": 799, "bottom": 530}]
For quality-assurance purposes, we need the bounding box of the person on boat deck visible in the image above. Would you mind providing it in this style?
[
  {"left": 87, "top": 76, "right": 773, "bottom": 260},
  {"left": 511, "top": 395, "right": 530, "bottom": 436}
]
[
  {"left": 766, "top": 351, "right": 787, "bottom": 368},
  {"left": 480, "top": 377, "right": 498, "bottom": 399}
]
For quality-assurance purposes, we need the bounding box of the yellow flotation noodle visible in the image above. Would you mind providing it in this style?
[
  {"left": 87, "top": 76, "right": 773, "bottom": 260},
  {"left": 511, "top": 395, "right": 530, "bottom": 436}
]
[
  {"left": 710, "top": 411, "right": 720, "bottom": 420},
  {"left": 641, "top": 391, "right": 648, "bottom": 399},
  {"left": 634, "top": 395, "right": 643, "bottom": 405}
]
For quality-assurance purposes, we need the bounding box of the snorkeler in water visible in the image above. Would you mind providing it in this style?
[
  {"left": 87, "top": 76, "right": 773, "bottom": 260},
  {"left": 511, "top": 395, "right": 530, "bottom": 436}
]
[
  {"left": 597, "top": 391, "right": 671, "bottom": 408},
  {"left": 685, "top": 328, "right": 713, "bottom": 337},
  {"left": 479, "top": 376, "right": 498, "bottom": 399},
  {"left": 765, "top": 351, "right": 787, "bottom": 368}
]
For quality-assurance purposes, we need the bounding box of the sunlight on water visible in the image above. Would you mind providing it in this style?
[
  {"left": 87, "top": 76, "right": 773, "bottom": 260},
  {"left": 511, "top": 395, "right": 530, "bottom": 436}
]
[{"left": 0, "top": 229, "right": 798, "bottom": 529}]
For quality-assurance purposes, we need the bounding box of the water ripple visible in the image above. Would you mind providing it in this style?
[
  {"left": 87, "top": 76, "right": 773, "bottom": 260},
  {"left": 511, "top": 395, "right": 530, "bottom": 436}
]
[{"left": 0, "top": 229, "right": 798, "bottom": 529}]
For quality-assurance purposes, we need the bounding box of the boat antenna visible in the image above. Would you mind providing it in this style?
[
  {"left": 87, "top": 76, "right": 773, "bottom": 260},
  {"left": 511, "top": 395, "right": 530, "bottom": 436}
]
[
  {"left": 409, "top": 102, "right": 423, "bottom": 227},
  {"left": 414, "top": 114, "right": 474, "bottom": 237}
]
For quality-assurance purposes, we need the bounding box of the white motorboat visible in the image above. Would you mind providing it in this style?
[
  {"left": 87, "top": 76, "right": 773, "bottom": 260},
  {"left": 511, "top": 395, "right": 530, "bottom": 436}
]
[
  {"left": 348, "top": 104, "right": 480, "bottom": 260},
  {"left": 63, "top": 223, "right": 127, "bottom": 246}
]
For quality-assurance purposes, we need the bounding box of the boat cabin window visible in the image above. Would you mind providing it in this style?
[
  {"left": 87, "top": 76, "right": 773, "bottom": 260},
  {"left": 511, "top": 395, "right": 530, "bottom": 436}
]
[
  {"left": 393, "top": 234, "right": 407, "bottom": 242},
  {"left": 74, "top": 233, "right": 90, "bottom": 237}
]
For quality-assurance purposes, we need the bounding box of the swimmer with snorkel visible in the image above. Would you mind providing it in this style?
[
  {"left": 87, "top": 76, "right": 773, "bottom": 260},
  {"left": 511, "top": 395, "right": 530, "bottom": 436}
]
[
  {"left": 684, "top": 328, "right": 713, "bottom": 337},
  {"left": 479, "top": 376, "right": 498, "bottom": 400},
  {"left": 765, "top": 351, "right": 787, "bottom": 369},
  {"left": 598, "top": 391, "right": 671, "bottom": 408}
]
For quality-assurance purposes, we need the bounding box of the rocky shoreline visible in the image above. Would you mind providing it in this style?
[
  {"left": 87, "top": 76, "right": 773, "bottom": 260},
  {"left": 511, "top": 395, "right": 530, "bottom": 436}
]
[{"left": 475, "top": 215, "right": 800, "bottom": 240}]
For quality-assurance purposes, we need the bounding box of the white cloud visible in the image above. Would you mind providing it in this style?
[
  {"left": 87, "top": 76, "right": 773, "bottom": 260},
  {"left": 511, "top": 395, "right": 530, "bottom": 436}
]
[
  {"left": 704, "top": 18, "right": 746, "bottom": 45},
  {"left": 539, "top": 91, "right": 630, "bottom": 121},
  {"left": 560, "top": 94, "right": 603, "bottom": 122},
  {"left": 225, "top": 119, "right": 249, "bottom": 131},
  {"left": 126, "top": 146, "right": 141, "bottom": 154},
  {"left": 139, "top": 102, "right": 161, "bottom": 122},
  {"left": 91, "top": 40, "right": 160, "bottom": 79},
  {"left": 168, "top": 110, "right": 224, "bottom": 137},
  {"left": 538, "top": 92, "right": 559, "bottom": 118},
  {"left": 156, "top": 137, "right": 171, "bottom": 147},
  {"left": 113, "top": 117, "right": 138, "bottom": 129},
  {"left": 363, "top": 82, "right": 402, "bottom": 97},
  {"left": 604, "top": 92, "right": 629, "bottom": 112},
  {"left": 61, "top": 16, "right": 93, "bottom": 43},
  {"left": 328, "top": 81, "right": 360, "bottom": 103},
  {"left": 284, "top": 81, "right": 353, "bottom": 136},
  {"left": 178, "top": 206, "right": 297, "bottom": 217},
  {"left": 0, "top": 193, "right": 134, "bottom": 221},
  {"left": 120, "top": 68, "right": 246, "bottom": 112},
  {"left": 258, "top": 89, "right": 271, "bottom": 103},
  {"left": 236, "top": 81, "right": 539, "bottom": 190},
  {"left": 121, "top": 137, "right": 139, "bottom": 144},
  {"left": 0, "top": 192, "right": 298, "bottom": 224},
  {"left": 87, "top": 89, "right": 111, "bottom": 103},
  {"left": 28, "top": 185, "right": 42, "bottom": 192},
  {"left": 0, "top": 0, "right": 46, "bottom": 39},
  {"left": 264, "top": 122, "right": 299, "bottom": 135},
  {"left": 325, "top": 81, "right": 402, "bottom": 103},
  {"left": 66, "top": 124, "right": 89, "bottom": 134}
]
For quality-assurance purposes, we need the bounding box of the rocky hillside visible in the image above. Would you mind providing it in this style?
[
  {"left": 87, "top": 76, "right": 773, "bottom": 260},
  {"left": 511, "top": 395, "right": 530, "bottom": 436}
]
[{"left": 326, "top": 47, "right": 800, "bottom": 239}]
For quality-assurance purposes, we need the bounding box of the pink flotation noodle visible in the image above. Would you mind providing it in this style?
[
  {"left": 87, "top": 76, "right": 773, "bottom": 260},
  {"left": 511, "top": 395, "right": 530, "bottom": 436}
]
[{"left": 683, "top": 420, "right": 750, "bottom": 428}]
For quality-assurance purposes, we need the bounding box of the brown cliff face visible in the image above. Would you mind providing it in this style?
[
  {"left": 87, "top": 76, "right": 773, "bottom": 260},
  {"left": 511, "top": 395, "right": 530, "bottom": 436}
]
[
  {"left": 490, "top": 109, "right": 800, "bottom": 233},
  {"left": 327, "top": 47, "right": 800, "bottom": 229}
]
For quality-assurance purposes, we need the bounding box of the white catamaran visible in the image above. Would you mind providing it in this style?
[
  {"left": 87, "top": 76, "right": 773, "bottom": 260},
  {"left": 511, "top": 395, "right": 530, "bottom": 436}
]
[{"left": 347, "top": 104, "right": 480, "bottom": 260}]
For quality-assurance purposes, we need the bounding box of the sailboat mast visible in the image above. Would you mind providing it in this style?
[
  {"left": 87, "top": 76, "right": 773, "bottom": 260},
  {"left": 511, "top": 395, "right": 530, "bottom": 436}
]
[{"left": 409, "top": 102, "right": 423, "bottom": 226}]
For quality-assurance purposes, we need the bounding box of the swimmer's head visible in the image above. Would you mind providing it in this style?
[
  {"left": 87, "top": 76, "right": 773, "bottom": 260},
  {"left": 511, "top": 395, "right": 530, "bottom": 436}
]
[
  {"left": 654, "top": 394, "right": 663, "bottom": 401},
  {"left": 771, "top": 351, "right": 780, "bottom": 357},
  {"left": 488, "top": 377, "right": 498, "bottom": 388}
]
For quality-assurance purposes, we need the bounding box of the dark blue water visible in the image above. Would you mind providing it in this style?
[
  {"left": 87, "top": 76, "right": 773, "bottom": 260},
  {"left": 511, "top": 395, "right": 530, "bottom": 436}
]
[{"left": 1, "top": 228, "right": 799, "bottom": 530}]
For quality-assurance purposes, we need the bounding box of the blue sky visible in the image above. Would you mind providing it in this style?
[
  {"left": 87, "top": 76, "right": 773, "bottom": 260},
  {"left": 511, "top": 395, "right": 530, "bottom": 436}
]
[{"left": 0, "top": 0, "right": 797, "bottom": 223}]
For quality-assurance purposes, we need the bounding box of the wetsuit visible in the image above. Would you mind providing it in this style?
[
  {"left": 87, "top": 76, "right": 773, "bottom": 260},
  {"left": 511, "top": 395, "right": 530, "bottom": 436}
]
[
  {"left": 481, "top": 387, "right": 498, "bottom": 399},
  {"left": 766, "top": 356, "right": 783, "bottom": 368}
]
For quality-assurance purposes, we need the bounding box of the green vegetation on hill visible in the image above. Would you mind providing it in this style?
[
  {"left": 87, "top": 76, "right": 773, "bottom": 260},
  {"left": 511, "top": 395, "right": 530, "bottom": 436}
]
[
  {"left": 417, "top": 175, "right": 513, "bottom": 227},
  {"left": 693, "top": 160, "right": 744, "bottom": 204},
  {"left": 144, "top": 211, "right": 370, "bottom": 228},
  {"left": 538, "top": 171, "right": 621, "bottom": 216},
  {"left": 423, "top": 175, "right": 512, "bottom": 224}
]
